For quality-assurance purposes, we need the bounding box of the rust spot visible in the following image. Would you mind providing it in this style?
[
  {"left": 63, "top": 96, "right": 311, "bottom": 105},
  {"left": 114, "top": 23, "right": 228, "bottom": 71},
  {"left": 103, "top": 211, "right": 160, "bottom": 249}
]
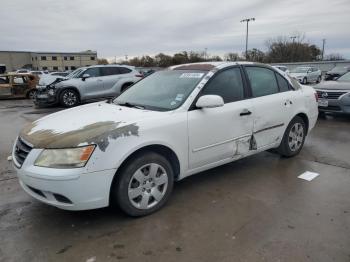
[{"left": 174, "top": 64, "right": 215, "bottom": 71}]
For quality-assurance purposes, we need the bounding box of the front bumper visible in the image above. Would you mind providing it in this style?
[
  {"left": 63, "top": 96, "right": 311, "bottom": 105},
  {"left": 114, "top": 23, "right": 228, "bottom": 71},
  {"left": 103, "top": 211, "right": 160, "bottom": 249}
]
[
  {"left": 34, "top": 90, "right": 59, "bottom": 106},
  {"left": 316, "top": 91, "right": 350, "bottom": 114},
  {"left": 13, "top": 146, "right": 116, "bottom": 211}
]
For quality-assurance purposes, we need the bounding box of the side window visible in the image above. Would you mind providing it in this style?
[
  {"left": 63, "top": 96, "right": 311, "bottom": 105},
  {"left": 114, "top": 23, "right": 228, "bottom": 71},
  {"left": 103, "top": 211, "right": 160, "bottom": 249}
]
[
  {"left": 246, "top": 67, "right": 279, "bottom": 97},
  {"left": 101, "top": 67, "right": 120, "bottom": 76},
  {"left": 13, "top": 76, "right": 25, "bottom": 84},
  {"left": 118, "top": 67, "right": 132, "bottom": 74},
  {"left": 201, "top": 67, "right": 244, "bottom": 103},
  {"left": 276, "top": 73, "right": 290, "bottom": 92},
  {"left": 84, "top": 68, "right": 101, "bottom": 77}
]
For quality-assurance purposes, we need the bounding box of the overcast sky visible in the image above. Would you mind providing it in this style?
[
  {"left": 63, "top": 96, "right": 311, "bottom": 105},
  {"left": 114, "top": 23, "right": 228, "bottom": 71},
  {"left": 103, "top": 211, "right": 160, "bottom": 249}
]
[{"left": 2, "top": 0, "right": 350, "bottom": 60}]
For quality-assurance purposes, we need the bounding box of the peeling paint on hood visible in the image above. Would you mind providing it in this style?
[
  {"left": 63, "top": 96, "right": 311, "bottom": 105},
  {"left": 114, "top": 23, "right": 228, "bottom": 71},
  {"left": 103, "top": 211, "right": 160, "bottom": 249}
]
[{"left": 19, "top": 102, "right": 161, "bottom": 151}]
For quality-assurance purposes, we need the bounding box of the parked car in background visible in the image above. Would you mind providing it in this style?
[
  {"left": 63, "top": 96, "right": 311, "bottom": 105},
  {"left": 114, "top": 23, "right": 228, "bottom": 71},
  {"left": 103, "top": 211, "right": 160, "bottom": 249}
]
[
  {"left": 29, "top": 71, "right": 46, "bottom": 77},
  {"left": 13, "top": 62, "right": 318, "bottom": 216},
  {"left": 289, "top": 66, "right": 322, "bottom": 84},
  {"left": 273, "top": 65, "right": 289, "bottom": 74},
  {"left": 314, "top": 71, "right": 350, "bottom": 115},
  {"left": 35, "top": 65, "right": 142, "bottom": 107},
  {"left": 16, "top": 69, "right": 30, "bottom": 74},
  {"left": 0, "top": 73, "right": 39, "bottom": 99},
  {"left": 324, "top": 66, "right": 350, "bottom": 81},
  {"left": 0, "top": 64, "right": 6, "bottom": 74}
]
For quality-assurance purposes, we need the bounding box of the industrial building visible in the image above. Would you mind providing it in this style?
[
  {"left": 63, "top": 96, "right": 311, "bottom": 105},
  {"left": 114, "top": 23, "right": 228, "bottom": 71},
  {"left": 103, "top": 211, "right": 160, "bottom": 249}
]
[{"left": 0, "top": 50, "right": 98, "bottom": 72}]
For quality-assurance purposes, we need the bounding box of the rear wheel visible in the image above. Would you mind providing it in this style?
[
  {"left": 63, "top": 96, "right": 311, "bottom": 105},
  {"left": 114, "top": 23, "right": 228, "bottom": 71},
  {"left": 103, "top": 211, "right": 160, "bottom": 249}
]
[
  {"left": 60, "top": 89, "right": 79, "bottom": 107},
  {"left": 120, "top": 83, "right": 133, "bottom": 93},
  {"left": 112, "top": 152, "right": 174, "bottom": 216},
  {"left": 27, "top": 90, "right": 37, "bottom": 99},
  {"left": 302, "top": 77, "right": 307, "bottom": 84},
  {"left": 316, "top": 76, "right": 321, "bottom": 83},
  {"left": 277, "top": 116, "right": 306, "bottom": 157}
]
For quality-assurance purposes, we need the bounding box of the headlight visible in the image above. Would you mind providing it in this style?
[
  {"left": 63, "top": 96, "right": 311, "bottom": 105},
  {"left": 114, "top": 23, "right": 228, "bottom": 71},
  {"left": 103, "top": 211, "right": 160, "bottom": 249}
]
[
  {"left": 48, "top": 88, "right": 55, "bottom": 96},
  {"left": 34, "top": 145, "right": 95, "bottom": 168}
]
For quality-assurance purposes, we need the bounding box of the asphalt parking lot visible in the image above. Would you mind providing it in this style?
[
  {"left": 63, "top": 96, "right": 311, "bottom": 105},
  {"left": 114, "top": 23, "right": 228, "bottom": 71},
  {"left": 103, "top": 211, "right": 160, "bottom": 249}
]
[{"left": 0, "top": 99, "right": 349, "bottom": 262}]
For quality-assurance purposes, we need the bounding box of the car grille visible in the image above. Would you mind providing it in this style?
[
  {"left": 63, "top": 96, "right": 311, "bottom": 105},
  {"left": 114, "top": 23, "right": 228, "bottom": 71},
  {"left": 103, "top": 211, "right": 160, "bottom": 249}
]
[
  {"left": 14, "top": 137, "right": 32, "bottom": 168},
  {"left": 317, "top": 90, "right": 347, "bottom": 100}
]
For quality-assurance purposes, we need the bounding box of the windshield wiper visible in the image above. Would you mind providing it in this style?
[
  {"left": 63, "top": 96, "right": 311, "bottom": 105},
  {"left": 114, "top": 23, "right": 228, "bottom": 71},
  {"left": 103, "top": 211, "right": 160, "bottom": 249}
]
[{"left": 117, "top": 102, "right": 145, "bottom": 110}]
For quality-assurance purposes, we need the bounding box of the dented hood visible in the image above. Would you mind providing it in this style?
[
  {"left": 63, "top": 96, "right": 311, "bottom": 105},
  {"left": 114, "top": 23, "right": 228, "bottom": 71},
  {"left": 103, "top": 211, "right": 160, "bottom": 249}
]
[
  {"left": 20, "top": 102, "right": 162, "bottom": 151},
  {"left": 314, "top": 81, "right": 350, "bottom": 91}
]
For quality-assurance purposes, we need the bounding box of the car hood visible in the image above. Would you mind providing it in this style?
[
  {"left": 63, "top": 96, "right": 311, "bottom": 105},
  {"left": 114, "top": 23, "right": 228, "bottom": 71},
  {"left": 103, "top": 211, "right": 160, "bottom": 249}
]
[
  {"left": 314, "top": 81, "right": 350, "bottom": 91},
  {"left": 289, "top": 73, "right": 306, "bottom": 78},
  {"left": 20, "top": 102, "right": 165, "bottom": 151},
  {"left": 38, "top": 76, "right": 64, "bottom": 87}
]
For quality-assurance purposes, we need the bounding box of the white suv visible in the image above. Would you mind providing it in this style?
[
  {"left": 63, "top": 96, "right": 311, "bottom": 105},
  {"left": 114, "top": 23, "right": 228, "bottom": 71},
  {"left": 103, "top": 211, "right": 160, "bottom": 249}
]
[
  {"left": 12, "top": 62, "right": 318, "bottom": 216},
  {"left": 35, "top": 65, "right": 142, "bottom": 107}
]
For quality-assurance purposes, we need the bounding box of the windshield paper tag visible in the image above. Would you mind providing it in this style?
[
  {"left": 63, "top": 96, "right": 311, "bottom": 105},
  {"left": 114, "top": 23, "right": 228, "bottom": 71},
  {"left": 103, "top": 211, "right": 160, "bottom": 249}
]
[{"left": 180, "top": 73, "right": 204, "bottom": 79}]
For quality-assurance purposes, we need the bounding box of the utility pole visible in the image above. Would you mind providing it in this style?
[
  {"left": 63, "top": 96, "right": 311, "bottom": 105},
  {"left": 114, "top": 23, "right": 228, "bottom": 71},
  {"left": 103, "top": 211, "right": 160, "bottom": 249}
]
[
  {"left": 322, "top": 39, "right": 326, "bottom": 60},
  {"left": 290, "top": 36, "right": 297, "bottom": 62},
  {"left": 240, "top": 17, "right": 255, "bottom": 60},
  {"left": 204, "top": 48, "right": 208, "bottom": 60},
  {"left": 125, "top": 55, "right": 128, "bottom": 61}
]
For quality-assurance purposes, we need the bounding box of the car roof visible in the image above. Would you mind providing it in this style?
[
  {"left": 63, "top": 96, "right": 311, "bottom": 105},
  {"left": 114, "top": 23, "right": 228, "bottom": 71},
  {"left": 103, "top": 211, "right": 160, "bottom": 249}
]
[
  {"left": 87, "top": 65, "right": 136, "bottom": 69},
  {"left": 170, "top": 61, "right": 270, "bottom": 71}
]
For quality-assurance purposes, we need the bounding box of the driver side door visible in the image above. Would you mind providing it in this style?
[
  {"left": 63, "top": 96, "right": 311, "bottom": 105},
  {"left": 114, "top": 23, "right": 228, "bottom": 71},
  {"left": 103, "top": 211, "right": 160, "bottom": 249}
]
[{"left": 187, "top": 67, "right": 254, "bottom": 171}]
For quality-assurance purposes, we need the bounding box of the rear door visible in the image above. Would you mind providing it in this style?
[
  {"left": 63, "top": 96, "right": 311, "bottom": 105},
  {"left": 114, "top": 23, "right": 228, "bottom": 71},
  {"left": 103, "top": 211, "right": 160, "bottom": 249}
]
[
  {"left": 188, "top": 67, "right": 254, "bottom": 170},
  {"left": 12, "top": 76, "right": 29, "bottom": 97},
  {"left": 82, "top": 67, "right": 104, "bottom": 98},
  {"left": 243, "top": 66, "right": 293, "bottom": 150},
  {"left": 0, "top": 76, "right": 11, "bottom": 98}
]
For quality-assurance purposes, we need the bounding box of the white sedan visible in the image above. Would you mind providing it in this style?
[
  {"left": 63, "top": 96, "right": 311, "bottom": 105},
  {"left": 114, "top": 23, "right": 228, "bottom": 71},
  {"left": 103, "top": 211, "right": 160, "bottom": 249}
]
[{"left": 12, "top": 62, "right": 318, "bottom": 216}]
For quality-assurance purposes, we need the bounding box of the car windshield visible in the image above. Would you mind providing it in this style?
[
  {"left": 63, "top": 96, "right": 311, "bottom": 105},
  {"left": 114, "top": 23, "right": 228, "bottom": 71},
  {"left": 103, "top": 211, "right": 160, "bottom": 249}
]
[
  {"left": 114, "top": 70, "right": 206, "bottom": 111},
  {"left": 337, "top": 72, "right": 350, "bottom": 82},
  {"left": 291, "top": 67, "right": 309, "bottom": 73},
  {"left": 329, "top": 66, "right": 347, "bottom": 73},
  {"left": 65, "top": 68, "right": 85, "bottom": 79}
]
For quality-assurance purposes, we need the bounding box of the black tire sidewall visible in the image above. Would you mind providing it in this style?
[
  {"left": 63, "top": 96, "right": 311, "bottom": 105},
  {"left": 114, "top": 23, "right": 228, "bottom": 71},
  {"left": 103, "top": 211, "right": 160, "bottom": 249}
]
[
  {"left": 60, "top": 89, "right": 79, "bottom": 107},
  {"left": 113, "top": 152, "right": 174, "bottom": 217},
  {"left": 279, "top": 116, "right": 306, "bottom": 157}
]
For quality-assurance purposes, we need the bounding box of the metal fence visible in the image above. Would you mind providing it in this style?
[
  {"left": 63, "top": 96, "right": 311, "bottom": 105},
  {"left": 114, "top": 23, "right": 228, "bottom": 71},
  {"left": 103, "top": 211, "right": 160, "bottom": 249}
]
[{"left": 271, "top": 60, "right": 350, "bottom": 73}]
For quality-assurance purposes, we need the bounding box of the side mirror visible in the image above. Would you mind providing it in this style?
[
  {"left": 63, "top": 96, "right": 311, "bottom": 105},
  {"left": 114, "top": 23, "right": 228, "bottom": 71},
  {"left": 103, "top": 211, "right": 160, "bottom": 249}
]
[
  {"left": 196, "top": 95, "right": 224, "bottom": 109},
  {"left": 82, "top": 73, "right": 90, "bottom": 81}
]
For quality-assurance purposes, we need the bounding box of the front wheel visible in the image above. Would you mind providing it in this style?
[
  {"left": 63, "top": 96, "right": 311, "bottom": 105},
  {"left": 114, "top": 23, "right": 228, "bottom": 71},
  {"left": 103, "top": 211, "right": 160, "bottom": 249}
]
[
  {"left": 60, "top": 89, "right": 79, "bottom": 107},
  {"left": 302, "top": 77, "right": 307, "bottom": 84},
  {"left": 112, "top": 152, "right": 174, "bottom": 216},
  {"left": 27, "top": 90, "right": 37, "bottom": 100},
  {"left": 277, "top": 116, "right": 306, "bottom": 157},
  {"left": 316, "top": 76, "right": 321, "bottom": 83}
]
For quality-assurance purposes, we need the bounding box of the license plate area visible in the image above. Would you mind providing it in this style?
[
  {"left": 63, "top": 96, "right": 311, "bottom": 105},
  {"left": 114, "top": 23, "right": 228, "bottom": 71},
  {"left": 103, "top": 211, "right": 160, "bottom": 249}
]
[{"left": 318, "top": 99, "right": 328, "bottom": 107}]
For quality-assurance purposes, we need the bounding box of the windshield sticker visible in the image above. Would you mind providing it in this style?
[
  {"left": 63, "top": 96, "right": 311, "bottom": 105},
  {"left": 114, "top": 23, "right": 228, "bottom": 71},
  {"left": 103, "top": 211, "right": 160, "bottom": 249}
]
[
  {"left": 170, "top": 101, "right": 177, "bottom": 106},
  {"left": 175, "top": 94, "right": 184, "bottom": 101},
  {"left": 180, "top": 73, "right": 204, "bottom": 79}
]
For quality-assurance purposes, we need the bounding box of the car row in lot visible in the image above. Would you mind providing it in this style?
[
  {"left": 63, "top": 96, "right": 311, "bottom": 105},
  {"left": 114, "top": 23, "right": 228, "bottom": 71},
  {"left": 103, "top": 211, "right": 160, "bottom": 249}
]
[
  {"left": 289, "top": 66, "right": 322, "bottom": 84},
  {"left": 0, "top": 73, "right": 39, "bottom": 99},
  {"left": 35, "top": 65, "right": 143, "bottom": 107},
  {"left": 314, "top": 71, "right": 350, "bottom": 115},
  {"left": 11, "top": 62, "right": 318, "bottom": 216}
]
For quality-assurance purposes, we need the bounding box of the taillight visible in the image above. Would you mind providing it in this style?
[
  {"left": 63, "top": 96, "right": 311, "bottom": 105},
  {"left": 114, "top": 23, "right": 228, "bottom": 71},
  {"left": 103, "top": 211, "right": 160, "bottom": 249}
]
[
  {"left": 135, "top": 74, "right": 143, "bottom": 78},
  {"left": 314, "top": 92, "right": 318, "bottom": 102}
]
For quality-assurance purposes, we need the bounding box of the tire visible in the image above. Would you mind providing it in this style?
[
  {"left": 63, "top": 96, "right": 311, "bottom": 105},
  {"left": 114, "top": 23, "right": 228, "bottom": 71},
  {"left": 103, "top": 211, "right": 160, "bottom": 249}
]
[
  {"left": 112, "top": 151, "right": 174, "bottom": 217},
  {"left": 27, "top": 90, "right": 37, "bottom": 100},
  {"left": 316, "top": 76, "right": 321, "bottom": 83},
  {"left": 277, "top": 116, "right": 306, "bottom": 157},
  {"left": 302, "top": 77, "right": 307, "bottom": 84},
  {"left": 59, "top": 89, "right": 79, "bottom": 107}
]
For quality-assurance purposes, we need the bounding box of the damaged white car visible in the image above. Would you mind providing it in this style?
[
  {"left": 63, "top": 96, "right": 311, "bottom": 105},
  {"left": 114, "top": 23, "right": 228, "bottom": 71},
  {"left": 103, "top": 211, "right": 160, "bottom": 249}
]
[{"left": 12, "top": 62, "right": 318, "bottom": 216}]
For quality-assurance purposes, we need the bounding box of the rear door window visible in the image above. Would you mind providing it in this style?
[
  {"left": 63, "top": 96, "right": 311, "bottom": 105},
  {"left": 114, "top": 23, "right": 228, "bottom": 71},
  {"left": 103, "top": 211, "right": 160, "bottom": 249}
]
[
  {"left": 246, "top": 67, "right": 279, "bottom": 97},
  {"left": 118, "top": 67, "right": 132, "bottom": 74},
  {"left": 101, "top": 67, "right": 120, "bottom": 76}
]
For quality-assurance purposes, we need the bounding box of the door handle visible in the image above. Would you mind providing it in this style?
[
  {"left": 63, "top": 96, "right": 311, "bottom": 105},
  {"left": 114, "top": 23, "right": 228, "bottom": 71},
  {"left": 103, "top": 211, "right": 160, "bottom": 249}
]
[{"left": 240, "top": 109, "right": 252, "bottom": 116}]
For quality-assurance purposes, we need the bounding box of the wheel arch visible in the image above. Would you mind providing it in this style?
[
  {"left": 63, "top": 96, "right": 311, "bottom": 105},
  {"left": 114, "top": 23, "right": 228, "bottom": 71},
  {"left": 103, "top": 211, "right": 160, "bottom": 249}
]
[
  {"left": 294, "top": 112, "right": 309, "bottom": 135},
  {"left": 120, "top": 82, "right": 134, "bottom": 93}
]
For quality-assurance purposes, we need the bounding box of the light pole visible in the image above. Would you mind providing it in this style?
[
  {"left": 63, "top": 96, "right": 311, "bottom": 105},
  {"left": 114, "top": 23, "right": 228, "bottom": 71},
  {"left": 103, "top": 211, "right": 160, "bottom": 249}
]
[
  {"left": 240, "top": 17, "right": 255, "bottom": 60},
  {"left": 322, "top": 39, "right": 326, "bottom": 60},
  {"left": 290, "top": 36, "right": 297, "bottom": 62}
]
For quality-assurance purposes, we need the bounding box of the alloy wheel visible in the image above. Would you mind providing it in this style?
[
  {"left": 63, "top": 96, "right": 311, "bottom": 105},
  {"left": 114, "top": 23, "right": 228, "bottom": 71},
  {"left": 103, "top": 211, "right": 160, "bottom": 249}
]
[
  {"left": 63, "top": 91, "right": 77, "bottom": 106},
  {"left": 128, "top": 163, "right": 168, "bottom": 210},
  {"left": 288, "top": 123, "right": 304, "bottom": 152}
]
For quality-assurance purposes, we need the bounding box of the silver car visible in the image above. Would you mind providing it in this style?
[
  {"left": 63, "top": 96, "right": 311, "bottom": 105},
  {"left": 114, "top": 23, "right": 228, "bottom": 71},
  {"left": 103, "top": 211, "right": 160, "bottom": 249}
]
[
  {"left": 35, "top": 65, "right": 142, "bottom": 107},
  {"left": 289, "top": 66, "right": 322, "bottom": 84},
  {"left": 314, "top": 72, "right": 350, "bottom": 115}
]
